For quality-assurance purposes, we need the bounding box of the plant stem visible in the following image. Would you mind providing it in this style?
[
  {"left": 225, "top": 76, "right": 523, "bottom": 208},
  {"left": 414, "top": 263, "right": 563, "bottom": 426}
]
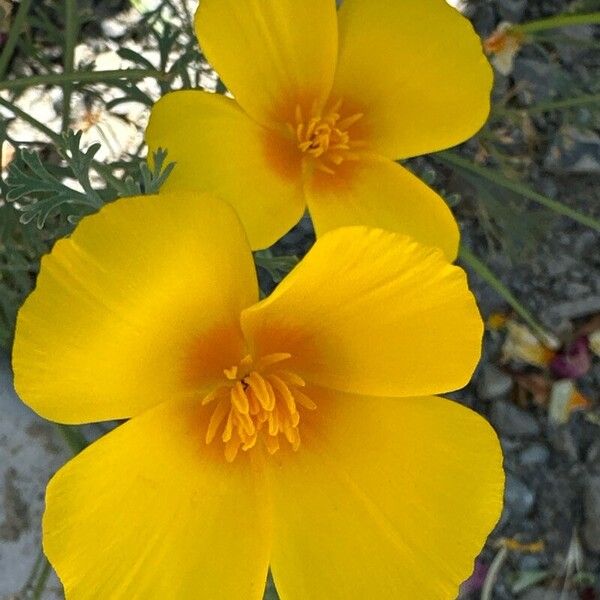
[
  {"left": 1, "top": 96, "right": 138, "bottom": 197},
  {"left": 515, "top": 12, "right": 600, "bottom": 34},
  {"left": 459, "top": 245, "right": 554, "bottom": 342},
  {"left": 62, "top": 0, "right": 79, "bottom": 133},
  {"left": 0, "top": 0, "right": 33, "bottom": 80},
  {"left": 56, "top": 424, "right": 89, "bottom": 454},
  {"left": 21, "top": 550, "right": 44, "bottom": 592},
  {"left": 0, "top": 68, "right": 169, "bottom": 91},
  {"left": 481, "top": 545, "right": 508, "bottom": 600},
  {"left": 435, "top": 151, "right": 600, "bottom": 232},
  {"left": 31, "top": 559, "right": 52, "bottom": 600},
  {"left": 0, "top": 96, "right": 63, "bottom": 144},
  {"left": 494, "top": 93, "right": 600, "bottom": 117}
]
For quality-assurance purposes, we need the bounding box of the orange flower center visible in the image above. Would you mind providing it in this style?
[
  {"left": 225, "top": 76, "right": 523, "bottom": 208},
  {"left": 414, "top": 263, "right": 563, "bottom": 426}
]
[
  {"left": 202, "top": 352, "right": 316, "bottom": 462},
  {"left": 289, "top": 100, "right": 365, "bottom": 175}
]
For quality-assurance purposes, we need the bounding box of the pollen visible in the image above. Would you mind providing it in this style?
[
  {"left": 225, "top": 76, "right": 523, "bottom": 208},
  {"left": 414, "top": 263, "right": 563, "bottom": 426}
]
[
  {"left": 289, "top": 100, "right": 365, "bottom": 175},
  {"left": 202, "top": 352, "right": 317, "bottom": 462}
]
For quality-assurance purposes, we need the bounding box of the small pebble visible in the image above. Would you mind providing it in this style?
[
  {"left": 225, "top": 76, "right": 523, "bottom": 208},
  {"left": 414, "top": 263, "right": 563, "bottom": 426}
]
[
  {"left": 476, "top": 364, "right": 513, "bottom": 400},
  {"left": 491, "top": 400, "right": 541, "bottom": 438},
  {"left": 504, "top": 474, "right": 536, "bottom": 518},
  {"left": 519, "top": 444, "right": 550, "bottom": 467},
  {"left": 582, "top": 475, "right": 600, "bottom": 553}
]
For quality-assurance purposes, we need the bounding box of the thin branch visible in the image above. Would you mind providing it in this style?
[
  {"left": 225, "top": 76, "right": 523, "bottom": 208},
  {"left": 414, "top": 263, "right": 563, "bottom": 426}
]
[
  {"left": 435, "top": 151, "right": 600, "bottom": 232},
  {"left": 0, "top": 68, "right": 171, "bottom": 92},
  {"left": 0, "top": 96, "right": 62, "bottom": 145},
  {"left": 62, "top": 0, "right": 79, "bottom": 132},
  {"left": 460, "top": 245, "right": 556, "bottom": 344},
  {"left": 515, "top": 12, "right": 600, "bottom": 34},
  {"left": 0, "top": 0, "right": 34, "bottom": 80},
  {"left": 493, "top": 93, "right": 600, "bottom": 117}
]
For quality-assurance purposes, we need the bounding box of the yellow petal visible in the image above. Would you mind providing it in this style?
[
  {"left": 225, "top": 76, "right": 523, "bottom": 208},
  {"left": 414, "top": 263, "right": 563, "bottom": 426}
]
[
  {"left": 13, "top": 192, "right": 257, "bottom": 423},
  {"left": 268, "top": 390, "right": 504, "bottom": 600},
  {"left": 306, "top": 155, "right": 459, "bottom": 260},
  {"left": 146, "top": 90, "right": 306, "bottom": 250},
  {"left": 195, "top": 0, "right": 337, "bottom": 126},
  {"left": 331, "top": 0, "right": 493, "bottom": 159},
  {"left": 44, "top": 400, "right": 270, "bottom": 599},
  {"left": 242, "top": 227, "right": 483, "bottom": 398}
]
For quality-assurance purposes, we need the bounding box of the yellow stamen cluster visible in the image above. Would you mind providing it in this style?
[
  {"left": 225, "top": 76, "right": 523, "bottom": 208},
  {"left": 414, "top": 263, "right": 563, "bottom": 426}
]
[
  {"left": 202, "top": 353, "right": 316, "bottom": 462},
  {"left": 290, "top": 100, "right": 364, "bottom": 174}
]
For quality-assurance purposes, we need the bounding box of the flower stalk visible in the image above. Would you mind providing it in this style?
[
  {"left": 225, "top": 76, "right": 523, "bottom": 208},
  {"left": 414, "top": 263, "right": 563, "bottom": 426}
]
[
  {"left": 0, "top": 0, "right": 33, "bottom": 79},
  {"left": 459, "top": 244, "right": 554, "bottom": 344},
  {"left": 436, "top": 151, "right": 600, "bottom": 232},
  {"left": 494, "top": 92, "right": 600, "bottom": 117},
  {"left": 61, "top": 0, "right": 79, "bottom": 133},
  {"left": 0, "top": 68, "right": 170, "bottom": 92},
  {"left": 514, "top": 12, "right": 600, "bottom": 34}
]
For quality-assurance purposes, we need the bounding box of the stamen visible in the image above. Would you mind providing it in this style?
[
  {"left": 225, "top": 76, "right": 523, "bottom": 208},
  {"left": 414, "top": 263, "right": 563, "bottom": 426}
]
[
  {"left": 201, "top": 388, "right": 220, "bottom": 406},
  {"left": 254, "top": 352, "right": 292, "bottom": 371},
  {"left": 223, "top": 365, "right": 238, "bottom": 380},
  {"left": 224, "top": 437, "right": 241, "bottom": 462},
  {"left": 294, "top": 389, "right": 317, "bottom": 410},
  {"left": 222, "top": 411, "right": 234, "bottom": 442},
  {"left": 337, "top": 112, "right": 364, "bottom": 131},
  {"left": 231, "top": 382, "right": 250, "bottom": 414},
  {"left": 203, "top": 353, "right": 317, "bottom": 462},
  {"left": 268, "top": 374, "right": 298, "bottom": 417},
  {"left": 205, "top": 399, "right": 229, "bottom": 444},
  {"left": 277, "top": 370, "right": 305, "bottom": 387},
  {"left": 315, "top": 162, "right": 336, "bottom": 175},
  {"left": 289, "top": 100, "right": 364, "bottom": 174}
]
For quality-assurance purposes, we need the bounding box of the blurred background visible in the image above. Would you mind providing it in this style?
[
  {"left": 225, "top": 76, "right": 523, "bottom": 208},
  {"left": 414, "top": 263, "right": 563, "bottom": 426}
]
[{"left": 0, "top": 0, "right": 599, "bottom": 598}]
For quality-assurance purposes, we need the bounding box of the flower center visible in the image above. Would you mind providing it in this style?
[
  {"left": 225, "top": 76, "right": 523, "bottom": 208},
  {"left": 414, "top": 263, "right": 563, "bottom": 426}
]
[
  {"left": 289, "top": 100, "right": 365, "bottom": 175},
  {"left": 202, "top": 352, "right": 316, "bottom": 462}
]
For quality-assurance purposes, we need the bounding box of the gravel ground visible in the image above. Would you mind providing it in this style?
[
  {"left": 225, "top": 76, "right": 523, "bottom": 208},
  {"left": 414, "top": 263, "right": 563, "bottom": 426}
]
[{"left": 0, "top": 355, "right": 65, "bottom": 600}]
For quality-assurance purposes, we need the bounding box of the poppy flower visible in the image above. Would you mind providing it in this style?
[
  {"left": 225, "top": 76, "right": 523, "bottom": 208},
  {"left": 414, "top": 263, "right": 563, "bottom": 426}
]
[
  {"left": 13, "top": 192, "right": 503, "bottom": 599},
  {"left": 146, "top": 0, "right": 492, "bottom": 257}
]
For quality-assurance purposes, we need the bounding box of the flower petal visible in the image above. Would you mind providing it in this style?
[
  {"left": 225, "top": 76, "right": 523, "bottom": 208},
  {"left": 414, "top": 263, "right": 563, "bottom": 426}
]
[
  {"left": 268, "top": 390, "right": 504, "bottom": 600},
  {"left": 146, "top": 90, "right": 306, "bottom": 250},
  {"left": 306, "top": 155, "right": 459, "bottom": 260},
  {"left": 241, "top": 227, "right": 483, "bottom": 398},
  {"left": 44, "top": 400, "right": 270, "bottom": 599},
  {"left": 331, "top": 0, "right": 493, "bottom": 159},
  {"left": 195, "top": 0, "right": 337, "bottom": 126},
  {"left": 13, "top": 192, "right": 257, "bottom": 423}
]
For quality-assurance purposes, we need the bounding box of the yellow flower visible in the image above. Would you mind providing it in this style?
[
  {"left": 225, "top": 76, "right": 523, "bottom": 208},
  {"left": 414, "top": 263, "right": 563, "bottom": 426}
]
[
  {"left": 13, "top": 192, "right": 503, "bottom": 599},
  {"left": 146, "top": 0, "right": 493, "bottom": 257}
]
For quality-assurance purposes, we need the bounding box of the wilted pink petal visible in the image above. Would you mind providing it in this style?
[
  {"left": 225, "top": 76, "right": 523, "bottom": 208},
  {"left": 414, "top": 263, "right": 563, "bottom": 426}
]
[
  {"left": 459, "top": 558, "right": 489, "bottom": 595},
  {"left": 550, "top": 337, "right": 591, "bottom": 379}
]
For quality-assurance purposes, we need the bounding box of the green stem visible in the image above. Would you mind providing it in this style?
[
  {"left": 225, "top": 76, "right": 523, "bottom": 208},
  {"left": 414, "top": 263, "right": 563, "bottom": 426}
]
[
  {"left": 91, "top": 160, "right": 134, "bottom": 196},
  {"left": 481, "top": 545, "right": 508, "bottom": 600},
  {"left": 21, "top": 550, "right": 44, "bottom": 592},
  {"left": 0, "top": 96, "right": 135, "bottom": 198},
  {"left": 494, "top": 93, "right": 600, "bottom": 116},
  {"left": 0, "top": 0, "right": 34, "bottom": 80},
  {"left": 0, "top": 96, "right": 62, "bottom": 144},
  {"left": 459, "top": 245, "right": 553, "bottom": 342},
  {"left": 515, "top": 12, "right": 600, "bottom": 34},
  {"left": 56, "top": 424, "right": 89, "bottom": 454},
  {"left": 435, "top": 151, "right": 600, "bottom": 232},
  {"left": 62, "top": 0, "right": 79, "bottom": 133},
  {"left": 0, "top": 68, "right": 170, "bottom": 91},
  {"left": 31, "top": 559, "right": 52, "bottom": 600}
]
